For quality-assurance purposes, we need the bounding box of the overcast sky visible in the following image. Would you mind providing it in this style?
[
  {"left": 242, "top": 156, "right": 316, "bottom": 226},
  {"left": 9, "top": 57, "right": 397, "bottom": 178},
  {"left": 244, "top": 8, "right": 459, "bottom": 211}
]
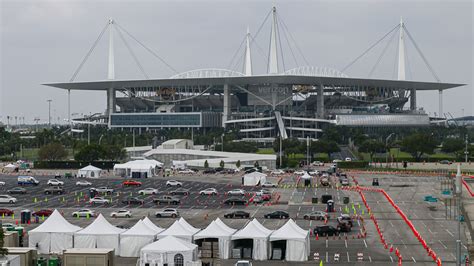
[{"left": 1, "top": 0, "right": 472, "bottom": 125}]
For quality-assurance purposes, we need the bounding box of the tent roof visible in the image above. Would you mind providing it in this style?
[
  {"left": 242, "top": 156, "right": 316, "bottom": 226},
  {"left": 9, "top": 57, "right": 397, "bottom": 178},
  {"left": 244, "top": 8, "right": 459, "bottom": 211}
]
[
  {"left": 79, "top": 165, "right": 101, "bottom": 171},
  {"left": 4, "top": 163, "right": 17, "bottom": 168},
  {"left": 244, "top": 171, "right": 267, "bottom": 178},
  {"left": 76, "top": 214, "right": 125, "bottom": 235},
  {"left": 300, "top": 172, "right": 311, "bottom": 179},
  {"left": 194, "top": 218, "right": 237, "bottom": 239},
  {"left": 29, "top": 209, "right": 81, "bottom": 233},
  {"left": 158, "top": 220, "right": 200, "bottom": 238},
  {"left": 122, "top": 220, "right": 158, "bottom": 236},
  {"left": 270, "top": 219, "right": 308, "bottom": 241},
  {"left": 141, "top": 235, "right": 197, "bottom": 253},
  {"left": 142, "top": 217, "right": 165, "bottom": 234},
  {"left": 114, "top": 159, "right": 163, "bottom": 170},
  {"left": 178, "top": 217, "right": 200, "bottom": 234},
  {"left": 231, "top": 219, "right": 273, "bottom": 239}
]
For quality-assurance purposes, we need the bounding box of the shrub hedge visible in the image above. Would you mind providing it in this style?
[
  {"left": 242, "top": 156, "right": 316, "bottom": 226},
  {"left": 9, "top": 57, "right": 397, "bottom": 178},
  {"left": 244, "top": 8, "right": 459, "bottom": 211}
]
[{"left": 33, "top": 161, "right": 118, "bottom": 169}]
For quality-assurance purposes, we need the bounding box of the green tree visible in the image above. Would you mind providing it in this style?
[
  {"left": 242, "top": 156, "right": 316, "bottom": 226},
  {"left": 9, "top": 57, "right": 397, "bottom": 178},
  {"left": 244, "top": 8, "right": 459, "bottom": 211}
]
[
  {"left": 102, "top": 144, "right": 126, "bottom": 161},
  {"left": 38, "top": 142, "right": 68, "bottom": 161},
  {"left": 204, "top": 160, "right": 209, "bottom": 169},
  {"left": 74, "top": 144, "right": 105, "bottom": 162},
  {"left": 358, "top": 139, "right": 386, "bottom": 161},
  {"left": 219, "top": 160, "right": 225, "bottom": 168},
  {"left": 310, "top": 140, "right": 340, "bottom": 159},
  {"left": 441, "top": 138, "right": 464, "bottom": 153},
  {"left": 400, "top": 133, "right": 437, "bottom": 162},
  {"left": 236, "top": 160, "right": 241, "bottom": 169}
]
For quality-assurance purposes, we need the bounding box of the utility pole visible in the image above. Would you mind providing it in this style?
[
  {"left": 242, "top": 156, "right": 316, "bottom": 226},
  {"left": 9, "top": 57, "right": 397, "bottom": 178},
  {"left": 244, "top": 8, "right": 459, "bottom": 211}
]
[
  {"left": 47, "top": 99, "right": 52, "bottom": 127},
  {"left": 221, "top": 134, "right": 224, "bottom": 152},
  {"left": 455, "top": 164, "right": 462, "bottom": 266},
  {"left": 306, "top": 136, "right": 310, "bottom": 167},
  {"left": 87, "top": 124, "right": 91, "bottom": 145},
  {"left": 279, "top": 136, "right": 282, "bottom": 169},
  {"left": 465, "top": 134, "right": 469, "bottom": 163}
]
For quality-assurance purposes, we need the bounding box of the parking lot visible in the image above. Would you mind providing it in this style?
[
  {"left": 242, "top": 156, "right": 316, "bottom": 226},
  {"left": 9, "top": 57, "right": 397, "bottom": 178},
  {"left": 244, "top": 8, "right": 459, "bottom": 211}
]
[{"left": 0, "top": 169, "right": 468, "bottom": 265}]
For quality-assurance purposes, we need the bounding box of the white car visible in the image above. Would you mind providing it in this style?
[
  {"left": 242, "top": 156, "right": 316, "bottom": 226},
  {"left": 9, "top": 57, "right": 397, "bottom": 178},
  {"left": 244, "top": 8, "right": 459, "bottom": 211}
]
[
  {"left": 76, "top": 180, "right": 92, "bottom": 186},
  {"left": 312, "top": 161, "right": 324, "bottom": 166},
  {"left": 178, "top": 169, "right": 195, "bottom": 174},
  {"left": 155, "top": 208, "right": 179, "bottom": 218},
  {"left": 235, "top": 260, "right": 252, "bottom": 266},
  {"left": 199, "top": 188, "right": 218, "bottom": 196},
  {"left": 110, "top": 209, "right": 132, "bottom": 218},
  {"left": 332, "top": 159, "right": 342, "bottom": 163},
  {"left": 0, "top": 181, "right": 5, "bottom": 186},
  {"left": 255, "top": 189, "right": 271, "bottom": 196},
  {"left": 72, "top": 209, "right": 95, "bottom": 218},
  {"left": 294, "top": 170, "right": 306, "bottom": 175},
  {"left": 270, "top": 169, "right": 285, "bottom": 175},
  {"left": 138, "top": 188, "right": 159, "bottom": 195},
  {"left": 89, "top": 197, "right": 110, "bottom": 204},
  {"left": 345, "top": 157, "right": 352, "bottom": 162},
  {"left": 308, "top": 170, "right": 320, "bottom": 176},
  {"left": 47, "top": 179, "right": 64, "bottom": 186},
  {"left": 166, "top": 180, "right": 183, "bottom": 187},
  {"left": 0, "top": 195, "right": 16, "bottom": 204},
  {"left": 261, "top": 181, "right": 277, "bottom": 188},
  {"left": 227, "top": 189, "right": 245, "bottom": 196}
]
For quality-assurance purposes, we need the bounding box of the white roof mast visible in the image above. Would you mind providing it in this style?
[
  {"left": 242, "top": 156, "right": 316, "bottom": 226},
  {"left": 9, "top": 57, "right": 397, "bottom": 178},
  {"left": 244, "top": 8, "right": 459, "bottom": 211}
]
[
  {"left": 244, "top": 27, "right": 253, "bottom": 76},
  {"left": 397, "top": 17, "right": 406, "bottom": 80},
  {"left": 107, "top": 18, "right": 115, "bottom": 80},
  {"left": 268, "top": 6, "right": 279, "bottom": 74}
]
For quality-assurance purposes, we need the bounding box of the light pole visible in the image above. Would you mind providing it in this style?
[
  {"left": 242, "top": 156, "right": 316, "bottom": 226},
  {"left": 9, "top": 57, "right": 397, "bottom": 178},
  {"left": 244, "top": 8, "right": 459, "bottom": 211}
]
[
  {"left": 464, "top": 134, "right": 469, "bottom": 163},
  {"left": 47, "top": 99, "right": 52, "bottom": 127},
  {"left": 306, "top": 136, "right": 310, "bottom": 168},
  {"left": 221, "top": 134, "right": 224, "bottom": 152},
  {"left": 385, "top": 133, "right": 395, "bottom": 167},
  {"left": 455, "top": 164, "right": 462, "bottom": 266},
  {"left": 279, "top": 136, "right": 283, "bottom": 169}
]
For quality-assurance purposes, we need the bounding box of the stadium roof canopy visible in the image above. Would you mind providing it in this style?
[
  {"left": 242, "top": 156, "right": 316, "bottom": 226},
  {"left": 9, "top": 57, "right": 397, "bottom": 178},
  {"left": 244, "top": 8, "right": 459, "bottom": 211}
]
[{"left": 43, "top": 75, "right": 464, "bottom": 91}]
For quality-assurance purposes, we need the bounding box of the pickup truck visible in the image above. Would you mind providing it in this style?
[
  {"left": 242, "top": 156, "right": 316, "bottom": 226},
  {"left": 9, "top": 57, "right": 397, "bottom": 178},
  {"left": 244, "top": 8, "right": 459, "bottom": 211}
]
[
  {"left": 153, "top": 195, "right": 180, "bottom": 205},
  {"left": 44, "top": 186, "right": 65, "bottom": 195},
  {"left": 93, "top": 187, "right": 114, "bottom": 194}
]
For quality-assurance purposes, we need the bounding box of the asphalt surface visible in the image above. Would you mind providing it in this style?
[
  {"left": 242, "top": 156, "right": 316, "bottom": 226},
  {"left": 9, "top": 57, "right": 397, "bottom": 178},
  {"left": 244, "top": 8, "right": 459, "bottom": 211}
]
[{"left": 0, "top": 170, "right": 468, "bottom": 265}]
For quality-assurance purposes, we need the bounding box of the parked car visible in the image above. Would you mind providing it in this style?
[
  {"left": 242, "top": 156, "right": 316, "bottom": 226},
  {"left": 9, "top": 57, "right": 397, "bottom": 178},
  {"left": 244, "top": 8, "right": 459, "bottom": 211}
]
[
  {"left": 223, "top": 197, "right": 248, "bottom": 205},
  {"left": 153, "top": 195, "right": 180, "bottom": 205},
  {"left": 0, "top": 181, "right": 5, "bottom": 186},
  {"left": 94, "top": 187, "right": 114, "bottom": 194},
  {"left": 340, "top": 179, "right": 349, "bottom": 186},
  {"left": 138, "top": 188, "right": 158, "bottom": 195},
  {"left": 440, "top": 160, "right": 452, "bottom": 165},
  {"left": 270, "top": 169, "right": 285, "bottom": 175},
  {"left": 320, "top": 177, "right": 330, "bottom": 186},
  {"left": 337, "top": 214, "right": 354, "bottom": 227},
  {"left": 203, "top": 169, "right": 217, "bottom": 174},
  {"left": 166, "top": 180, "right": 183, "bottom": 187},
  {"left": 235, "top": 260, "right": 252, "bottom": 266},
  {"left": 372, "top": 178, "right": 380, "bottom": 186},
  {"left": 332, "top": 159, "right": 342, "bottom": 163},
  {"left": 72, "top": 209, "right": 95, "bottom": 218},
  {"left": 7, "top": 187, "right": 27, "bottom": 194},
  {"left": 221, "top": 169, "right": 237, "bottom": 174},
  {"left": 337, "top": 220, "right": 352, "bottom": 232},
  {"left": 0, "top": 195, "right": 17, "bottom": 204},
  {"left": 44, "top": 186, "right": 65, "bottom": 195},
  {"left": 312, "top": 161, "right": 324, "bottom": 166},
  {"left": 17, "top": 176, "right": 39, "bottom": 186},
  {"left": 47, "top": 179, "right": 64, "bottom": 186},
  {"left": 345, "top": 157, "right": 352, "bottom": 162},
  {"left": 308, "top": 170, "right": 320, "bottom": 176},
  {"left": 155, "top": 208, "right": 179, "bottom": 218},
  {"left": 313, "top": 225, "right": 340, "bottom": 236},
  {"left": 227, "top": 189, "right": 245, "bottom": 196},
  {"left": 178, "top": 169, "right": 195, "bottom": 174},
  {"left": 122, "top": 180, "right": 142, "bottom": 187},
  {"left": 303, "top": 211, "right": 328, "bottom": 220},
  {"left": 32, "top": 209, "right": 53, "bottom": 217},
  {"left": 89, "top": 196, "right": 110, "bottom": 204},
  {"left": 76, "top": 180, "right": 92, "bottom": 186},
  {"left": 122, "top": 197, "right": 144, "bottom": 205},
  {"left": 170, "top": 188, "right": 190, "bottom": 196},
  {"left": 224, "top": 210, "right": 250, "bottom": 219},
  {"left": 264, "top": 210, "right": 289, "bottom": 219},
  {"left": 244, "top": 168, "right": 258, "bottom": 174},
  {"left": 294, "top": 170, "right": 305, "bottom": 175},
  {"left": 251, "top": 196, "right": 264, "bottom": 204},
  {"left": 255, "top": 189, "right": 271, "bottom": 196},
  {"left": 199, "top": 188, "right": 218, "bottom": 196},
  {"left": 261, "top": 181, "right": 277, "bottom": 188},
  {"left": 0, "top": 208, "right": 14, "bottom": 216},
  {"left": 111, "top": 210, "right": 132, "bottom": 218}
]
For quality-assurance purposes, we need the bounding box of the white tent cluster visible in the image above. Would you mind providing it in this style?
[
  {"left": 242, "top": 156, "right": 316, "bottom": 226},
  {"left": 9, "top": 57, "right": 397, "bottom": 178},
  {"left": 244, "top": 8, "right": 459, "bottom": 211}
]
[
  {"left": 113, "top": 159, "right": 163, "bottom": 178},
  {"left": 28, "top": 211, "right": 310, "bottom": 262},
  {"left": 77, "top": 165, "right": 101, "bottom": 178},
  {"left": 242, "top": 171, "right": 267, "bottom": 186}
]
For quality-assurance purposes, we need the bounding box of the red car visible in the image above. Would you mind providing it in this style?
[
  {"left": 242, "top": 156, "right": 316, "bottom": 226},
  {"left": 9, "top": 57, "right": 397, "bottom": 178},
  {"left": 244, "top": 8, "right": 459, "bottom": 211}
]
[
  {"left": 0, "top": 209, "right": 14, "bottom": 216},
  {"left": 32, "top": 209, "right": 53, "bottom": 217},
  {"left": 122, "top": 180, "right": 142, "bottom": 187}
]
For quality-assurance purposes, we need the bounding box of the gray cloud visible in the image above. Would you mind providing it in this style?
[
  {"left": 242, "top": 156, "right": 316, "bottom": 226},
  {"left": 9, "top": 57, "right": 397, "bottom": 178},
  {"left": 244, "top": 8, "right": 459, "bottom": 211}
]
[{"left": 1, "top": 0, "right": 472, "bottom": 124}]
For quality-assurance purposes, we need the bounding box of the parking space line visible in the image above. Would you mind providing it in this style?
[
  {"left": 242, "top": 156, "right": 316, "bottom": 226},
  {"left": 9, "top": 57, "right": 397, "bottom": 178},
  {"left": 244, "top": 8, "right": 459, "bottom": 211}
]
[
  {"left": 369, "top": 256, "right": 372, "bottom": 262},
  {"left": 446, "top": 229, "right": 454, "bottom": 237},
  {"left": 439, "top": 240, "right": 448, "bottom": 249},
  {"left": 411, "top": 257, "right": 416, "bottom": 263},
  {"left": 389, "top": 256, "right": 394, "bottom": 262},
  {"left": 326, "top": 251, "right": 328, "bottom": 263},
  {"left": 363, "top": 239, "right": 368, "bottom": 248},
  {"left": 347, "top": 251, "right": 350, "bottom": 262}
]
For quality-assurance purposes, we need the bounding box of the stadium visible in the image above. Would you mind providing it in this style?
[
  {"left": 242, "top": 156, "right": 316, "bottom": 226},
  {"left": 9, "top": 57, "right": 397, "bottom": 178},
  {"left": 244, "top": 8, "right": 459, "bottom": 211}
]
[{"left": 44, "top": 7, "right": 464, "bottom": 142}]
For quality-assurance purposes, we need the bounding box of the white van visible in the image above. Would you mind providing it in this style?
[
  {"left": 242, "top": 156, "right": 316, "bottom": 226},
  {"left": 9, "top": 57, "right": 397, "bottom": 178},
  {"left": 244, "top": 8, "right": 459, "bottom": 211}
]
[{"left": 17, "top": 176, "right": 39, "bottom": 186}]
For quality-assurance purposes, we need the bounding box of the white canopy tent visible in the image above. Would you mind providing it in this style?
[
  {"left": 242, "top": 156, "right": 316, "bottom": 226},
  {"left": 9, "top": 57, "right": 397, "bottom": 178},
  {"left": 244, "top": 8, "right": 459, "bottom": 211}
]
[
  {"left": 300, "top": 172, "right": 311, "bottom": 179},
  {"left": 28, "top": 209, "right": 81, "bottom": 254},
  {"left": 157, "top": 218, "right": 200, "bottom": 242},
  {"left": 194, "top": 218, "right": 237, "bottom": 259},
  {"left": 139, "top": 236, "right": 200, "bottom": 266},
  {"left": 231, "top": 219, "right": 273, "bottom": 260},
  {"left": 119, "top": 220, "right": 158, "bottom": 257},
  {"left": 3, "top": 163, "right": 18, "bottom": 171},
  {"left": 142, "top": 217, "right": 165, "bottom": 234},
  {"left": 113, "top": 159, "right": 163, "bottom": 178},
  {"left": 74, "top": 214, "right": 125, "bottom": 251},
  {"left": 242, "top": 171, "right": 267, "bottom": 186},
  {"left": 269, "top": 219, "right": 310, "bottom": 261},
  {"left": 77, "top": 165, "right": 101, "bottom": 178}
]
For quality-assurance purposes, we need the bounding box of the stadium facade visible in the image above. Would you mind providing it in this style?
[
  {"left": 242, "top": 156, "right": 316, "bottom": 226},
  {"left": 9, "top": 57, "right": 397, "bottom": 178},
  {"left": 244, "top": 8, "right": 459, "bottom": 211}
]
[{"left": 44, "top": 9, "right": 464, "bottom": 142}]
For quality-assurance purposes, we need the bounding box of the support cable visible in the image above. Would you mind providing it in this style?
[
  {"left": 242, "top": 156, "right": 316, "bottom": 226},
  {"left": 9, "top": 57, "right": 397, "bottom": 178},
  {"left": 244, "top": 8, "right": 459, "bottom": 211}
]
[
  {"left": 69, "top": 21, "right": 109, "bottom": 82},
  {"left": 115, "top": 22, "right": 179, "bottom": 74},
  {"left": 341, "top": 24, "right": 400, "bottom": 73},
  {"left": 278, "top": 17, "right": 299, "bottom": 67},
  {"left": 368, "top": 29, "right": 398, "bottom": 77},
  {"left": 115, "top": 26, "right": 149, "bottom": 79},
  {"left": 275, "top": 13, "right": 286, "bottom": 71},
  {"left": 403, "top": 25, "right": 441, "bottom": 82},
  {"left": 227, "top": 35, "right": 247, "bottom": 70},
  {"left": 277, "top": 13, "right": 310, "bottom": 66}
]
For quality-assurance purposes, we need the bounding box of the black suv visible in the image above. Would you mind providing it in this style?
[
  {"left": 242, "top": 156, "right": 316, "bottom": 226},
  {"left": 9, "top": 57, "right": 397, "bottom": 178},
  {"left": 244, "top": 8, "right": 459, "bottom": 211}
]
[
  {"left": 44, "top": 186, "right": 65, "bottom": 195},
  {"left": 224, "top": 210, "right": 250, "bottom": 219},
  {"left": 203, "top": 169, "right": 217, "bottom": 174},
  {"left": 223, "top": 197, "right": 247, "bottom": 205},
  {"left": 313, "top": 225, "right": 340, "bottom": 236}
]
